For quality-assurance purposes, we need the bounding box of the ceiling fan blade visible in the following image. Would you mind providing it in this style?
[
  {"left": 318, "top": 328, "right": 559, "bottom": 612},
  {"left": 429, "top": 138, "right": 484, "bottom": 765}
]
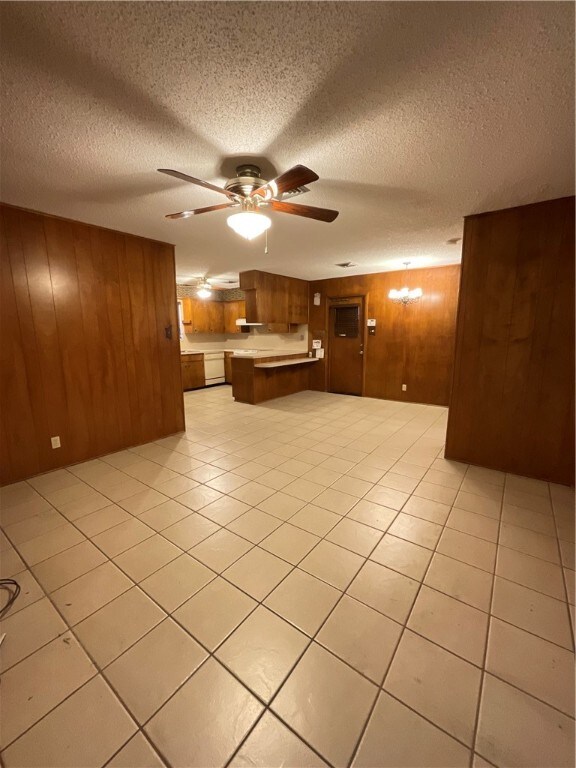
[
  {"left": 165, "top": 203, "right": 238, "bottom": 219},
  {"left": 269, "top": 200, "right": 339, "bottom": 223},
  {"left": 251, "top": 165, "right": 319, "bottom": 199},
  {"left": 158, "top": 168, "right": 238, "bottom": 200}
]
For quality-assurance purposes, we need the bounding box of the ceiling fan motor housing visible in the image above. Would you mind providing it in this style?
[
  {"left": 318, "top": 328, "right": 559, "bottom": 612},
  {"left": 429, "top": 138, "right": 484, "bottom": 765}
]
[{"left": 224, "top": 165, "right": 267, "bottom": 198}]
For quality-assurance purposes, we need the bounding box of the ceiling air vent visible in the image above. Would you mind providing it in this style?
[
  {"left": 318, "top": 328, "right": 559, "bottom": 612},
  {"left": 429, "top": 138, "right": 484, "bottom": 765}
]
[{"left": 335, "top": 262, "right": 358, "bottom": 268}]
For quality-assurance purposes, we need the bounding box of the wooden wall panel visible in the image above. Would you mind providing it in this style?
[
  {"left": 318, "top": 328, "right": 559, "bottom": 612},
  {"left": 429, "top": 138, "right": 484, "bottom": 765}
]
[
  {"left": 308, "top": 265, "right": 460, "bottom": 406},
  {"left": 0, "top": 203, "right": 184, "bottom": 485},
  {"left": 445, "top": 197, "right": 575, "bottom": 486}
]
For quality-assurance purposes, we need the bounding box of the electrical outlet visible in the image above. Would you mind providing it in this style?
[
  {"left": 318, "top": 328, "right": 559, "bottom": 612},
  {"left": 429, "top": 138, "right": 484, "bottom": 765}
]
[
  {"left": 51, "top": 436, "right": 61, "bottom": 449},
  {"left": 401, "top": 384, "right": 407, "bottom": 392}
]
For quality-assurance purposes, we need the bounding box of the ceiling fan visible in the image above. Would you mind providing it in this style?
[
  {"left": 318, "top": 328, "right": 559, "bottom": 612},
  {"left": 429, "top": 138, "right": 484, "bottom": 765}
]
[{"left": 158, "top": 164, "right": 339, "bottom": 240}]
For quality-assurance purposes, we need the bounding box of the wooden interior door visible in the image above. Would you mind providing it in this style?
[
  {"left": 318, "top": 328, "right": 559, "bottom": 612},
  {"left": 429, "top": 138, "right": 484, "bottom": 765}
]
[{"left": 328, "top": 298, "right": 364, "bottom": 395}]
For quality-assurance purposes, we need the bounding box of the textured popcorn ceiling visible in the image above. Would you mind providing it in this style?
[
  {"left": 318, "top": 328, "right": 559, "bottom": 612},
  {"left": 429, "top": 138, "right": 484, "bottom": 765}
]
[{"left": 0, "top": 2, "right": 574, "bottom": 282}]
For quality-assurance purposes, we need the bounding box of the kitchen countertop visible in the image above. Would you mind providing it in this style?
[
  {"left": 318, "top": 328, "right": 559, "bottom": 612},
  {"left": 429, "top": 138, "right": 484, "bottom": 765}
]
[{"left": 181, "top": 349, "right": 308, "bottom": 359}]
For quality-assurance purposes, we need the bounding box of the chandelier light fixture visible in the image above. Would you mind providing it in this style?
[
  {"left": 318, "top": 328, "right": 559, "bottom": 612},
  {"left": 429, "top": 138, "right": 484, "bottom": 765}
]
[
  {"left": 388, "top": 262, "right": 423, "bottom": 305},
  {"left": 227, "top": 210, "right": 271, "bottom": 240}
]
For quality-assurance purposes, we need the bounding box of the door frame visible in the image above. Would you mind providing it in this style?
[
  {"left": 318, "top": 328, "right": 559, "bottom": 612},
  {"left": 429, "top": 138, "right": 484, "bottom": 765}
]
[{"left": 326, "top": 294, "right": 367, "bottom": 396}]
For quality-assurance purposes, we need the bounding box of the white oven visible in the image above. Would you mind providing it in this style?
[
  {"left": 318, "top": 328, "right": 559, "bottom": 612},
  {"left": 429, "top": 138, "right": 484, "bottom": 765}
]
[{"left": 203, "top": 352, "right": 225, "bottom": 386}]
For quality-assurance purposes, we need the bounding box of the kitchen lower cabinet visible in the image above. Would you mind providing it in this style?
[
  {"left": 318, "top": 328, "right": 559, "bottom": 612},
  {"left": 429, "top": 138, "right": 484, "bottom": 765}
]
[
  {"left": 225, "top": 352, "right": 233, "bottom": 383},
  {"left": 181, "top": 354, "right": 204, "bottom": 390}
]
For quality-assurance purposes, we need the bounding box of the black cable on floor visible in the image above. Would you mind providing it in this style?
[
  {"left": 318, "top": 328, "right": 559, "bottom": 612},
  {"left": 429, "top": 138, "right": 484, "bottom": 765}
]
[{"left": 0, "top": 578, "right": 20, "bottom": 619}]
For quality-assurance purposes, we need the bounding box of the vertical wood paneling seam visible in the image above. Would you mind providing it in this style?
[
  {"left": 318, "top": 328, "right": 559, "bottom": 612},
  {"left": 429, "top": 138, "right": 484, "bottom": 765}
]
[
  {"left": 121, "top": 235, "right": 139, "bottom": 439},
  {"left": 12, "top": 213, "right": 48, "bottom": 460}
]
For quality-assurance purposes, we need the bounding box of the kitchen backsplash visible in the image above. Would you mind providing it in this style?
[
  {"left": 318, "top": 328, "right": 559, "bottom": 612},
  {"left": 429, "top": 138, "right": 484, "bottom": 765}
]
[
  {"left": 179, "top": 325, "right": 309, "bottom": 352},
  {"left": 176, "top": 285, "right": 244, "bottom": 301}
]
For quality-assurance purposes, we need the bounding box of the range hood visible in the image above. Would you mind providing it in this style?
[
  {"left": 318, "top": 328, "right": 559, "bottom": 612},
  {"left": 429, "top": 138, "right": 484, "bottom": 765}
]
[{"left": 235, "top": 318, "right": 264, "bottom": 326}]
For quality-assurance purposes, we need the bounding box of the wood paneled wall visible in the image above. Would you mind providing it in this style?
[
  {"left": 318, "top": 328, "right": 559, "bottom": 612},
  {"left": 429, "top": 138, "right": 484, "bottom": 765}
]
[
  {"left": 445, "top": 197, "right": 575, "bottom": 486},
  {"left": 0, "top": 204, "right": 184, "bottom": 485},
  {"left": 308, "top": 265, "right": 460, "bottom": 406}
]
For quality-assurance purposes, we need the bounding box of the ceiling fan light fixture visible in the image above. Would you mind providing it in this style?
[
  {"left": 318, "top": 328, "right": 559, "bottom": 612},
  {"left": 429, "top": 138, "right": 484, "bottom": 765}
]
[
  {"left": 227, "top": 211, "right": 271, "bottom": 240},
  {"left": 196, "top": 281, "right": 212, "bottom": 299}
]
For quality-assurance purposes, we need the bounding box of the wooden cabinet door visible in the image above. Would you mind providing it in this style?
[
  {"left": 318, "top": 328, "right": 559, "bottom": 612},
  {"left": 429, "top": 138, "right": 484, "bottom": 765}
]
[
  {"left": 224, "top": 352, "right": 233, "bottom": 383},
  {"left": 223, "top": 300, "right": 246, "bottom": 334},
  {"left": 180, "top": 297, "right": 194, "bottom": 325},
  {"left": 182, "top": 356, "right": 205, "bottom": 390},
  {"left": 207, "top": 301, "right": 224, "bottom": 333},
  {"left": 191, "top": 299, "right": 210, "bottom": 333}
]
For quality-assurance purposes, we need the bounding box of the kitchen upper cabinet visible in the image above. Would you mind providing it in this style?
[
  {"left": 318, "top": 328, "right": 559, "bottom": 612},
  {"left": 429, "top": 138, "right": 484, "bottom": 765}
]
[
  {"left": 224, "top": 300, "right": 246, "bottom": 334},
  {"left": 182, "top": 299, "right": 225, "bottom": 334},
  {"left": 240, "top": 270, "right": 308, "bottom": 327},
  {"left": 180, "top": 297, "right": 194, "bottom": 325}
]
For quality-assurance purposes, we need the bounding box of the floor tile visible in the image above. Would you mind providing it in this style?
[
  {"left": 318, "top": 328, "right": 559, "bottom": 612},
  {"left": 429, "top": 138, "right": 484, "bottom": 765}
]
[
  {"left": 92, "top": 518, "right": 154, "bottom": 557},
  {"left": 317, "top": 595, "right": 402, "bottom": 683},
  {"left": 299, "top": 540, "right": 364, "bottom": 589},
  {"left": 289, "top": 504, "right": 341, "bottom": 537},
  {"left": 425, "top": 552, "right": 493, "bottom": 611},
  {"left": 387, "top": 513, "right": 442, "bottom": 550},
  {"left": 113, "top": 535, "right": 181, "bottom": 582},
  {"left": 226, "top": 508, "right": 282, "bottom": 542},
  {"left": 190, "top": 528, "right": 252, "bottom": 571},
  {"left": 370, "top": 534, "right": 432, "bottom": 580},
  {"left": 353, "top": 691, "right": 470, "bottom": 767},
  {"left": 107, "top": 733, "right": 166, "bottom": 767},
  {"left": 384, "top": 630, "right": 481, "bottom": 745},
  {"left": 495, "top": 545, "right": 565, "bottom": 599},
  {"left": 326, "top": 517, "right": 382, "bottom": 556},
  {"left": 217, "top": 605, "right": 308, "bottom": 701},
  {"left": 258, "top": 491, "right": 307, "bottom": 520},
  {"left": 378, "top": 472, "right": 420, "bottom": 494},
  {"left": 0, "top": 547, "right": 25, "bottom": 578},
  {"left": 176, "top": 485, "right": 223, "bottom": 511},
  {"left": 51, "top": 561, "right": 132, "bottom": 626},
  {"left": 408, "top": 585, "right": 488, "bottom": 665},
  {"left": 75, "top": 504, "right": 132, "bottom": 536},
  {"left": 272, "top": 642, "right": 377, "bottom": 767},
  {"left": 0, "top": 597, "right": 67, "bottom": 672},
  {"left": 145, "top": 658, "right": 263, "bottom": 767},
  {"left": 414, "top": 480, "right": 458, "bottom": 506},
  {"left": 264, "top": 568, "right": 340, "bottom": 636},
  {"left": 153, "top": 475, "right": 199, "bottom": 499},
  {"left": 161, "top": 512, "right": 220, "bottom": 549},
  {"left": 491, "top": 576, "right": 573, "bottom": 649},
  {"left": 348, "top": 561, "right": 419, "bottom": 623},
  {"left": 230, "top": 711, "right": 328, "bottom": 768},
  {"left": 105, "top": 618, "right": 207, "bottom": 723},
  {"left": 17, "top": 523, "right": 85, "bottom": 566},
  {"left": 30, "top": 540, "right": 106, "bottom": 593},
  {"left": 347, "top": 499, "right": 399, "bottom": 531},
  {"left": 74, "top": 586, "right": 165, "bottom": 666},
  {"left": 140, "top": 554, "right": 215, "bottom": 612},
  {"left": 2, "top": 676, "right": 136, "bottom": 768},
  {"left": 230, "top": 481, "right": 275, "bottom": 506},
  {"left": 137, "top": 499, "right": 193, "bottom": 531},
  {"left": 476, "top": 674, "right": 574, "bottom": 768},
  {"left": 260, "top": 523, "right": 320, "bottom": 565},
  {"left": 453, "top": 491, "right": 501, "bottom": 520},
  {"left": 502, "top": 503, "right": 556, "bottom": 536},
  {"left": 437, "top": 528, "right": 497, "bottom": 573},
  {"left": 283, "top": 478, "right": 325, "bottom": 503},
  {"left": 447, "top": 507, "right": 499, "bottom": 543},
  {"left": 118, "top": 488, "right": 169, "bottom": 515},
  {"left": 223, "top": 547, "right": 292, "bottom": 600},
  {"left": 486, "top": 617, "right": 574, "bottom": 716},
  {"left": 206, "top": 472, "right": 250, "bottom": 493},
  {"left": 174, "top": 577, "right": 256, "bottom": 650},
  {"left": 200, "top": 495, "right": 252, "bottom": 525},
  {"left": 4, "top": 508, "right": 67, "bottom": 546},
  {"left": 365, "top": 485, "right": 409, "bottom": 511},
  {"left": 0, "top": 631, "right": 96, "bottom": 748},
  {"left": 423, "top": 468, "right": 464, "bottom": 490},
  {"left": 499, "top": 522, "right": 560, "bottom": 564},
  {"left": 401, "top": 495, "right": 451, "bottom": 525},
  {"left": 302, "top": 466, "right": 343, "bottom": 487},
  {"left": 0, "top": 568, "right": 43, "bottom": 617}
]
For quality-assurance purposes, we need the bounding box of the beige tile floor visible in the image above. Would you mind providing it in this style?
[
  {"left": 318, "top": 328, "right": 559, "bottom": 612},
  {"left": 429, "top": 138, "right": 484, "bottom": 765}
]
[{"left": 1, "top": 387, "right": 574, "bottom": 768}]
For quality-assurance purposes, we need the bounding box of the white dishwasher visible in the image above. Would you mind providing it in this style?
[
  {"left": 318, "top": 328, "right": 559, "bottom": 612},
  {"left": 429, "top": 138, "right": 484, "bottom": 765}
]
[{"left": 203, "top": 352, "right": 225, "bottom": 386}]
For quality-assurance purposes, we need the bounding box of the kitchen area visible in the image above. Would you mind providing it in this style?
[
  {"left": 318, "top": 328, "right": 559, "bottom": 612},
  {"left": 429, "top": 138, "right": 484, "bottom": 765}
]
[{"left": 179, "top": 270, "right": 318, "bottom": 403}]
